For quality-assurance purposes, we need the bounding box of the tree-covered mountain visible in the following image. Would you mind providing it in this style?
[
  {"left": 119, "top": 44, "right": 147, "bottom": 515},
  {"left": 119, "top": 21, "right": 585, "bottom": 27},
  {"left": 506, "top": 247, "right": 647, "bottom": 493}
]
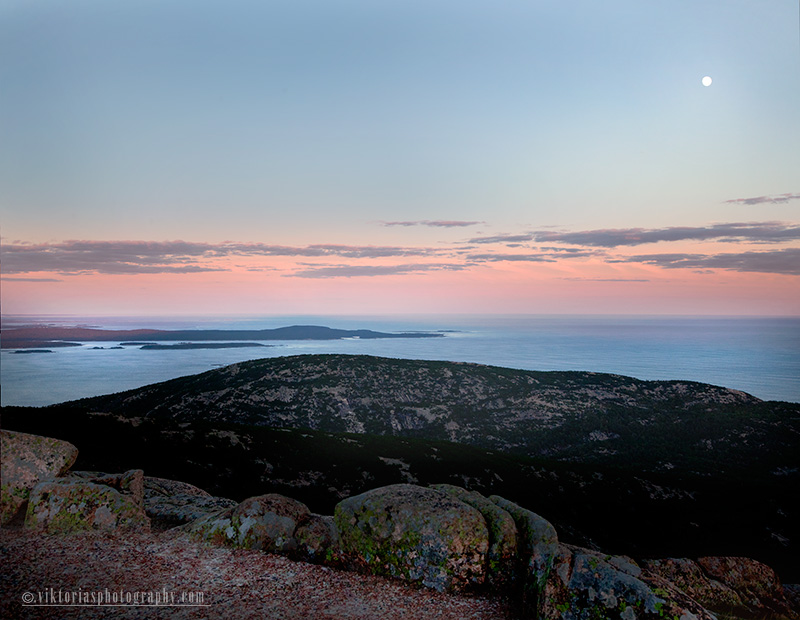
[{"left": 58, "top": 354, "right": 797, "bottom": 477}]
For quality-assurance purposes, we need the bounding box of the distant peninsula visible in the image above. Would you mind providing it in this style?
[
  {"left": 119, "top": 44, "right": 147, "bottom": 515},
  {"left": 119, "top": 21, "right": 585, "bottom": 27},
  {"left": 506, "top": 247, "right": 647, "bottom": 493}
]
[
  {"left": 2, "top": 324, "right": 443, "bottom": 349},
  {"left": 138, "top": 342, "right": 269, "bottom": 350},
  {"left": 10, "top": 349, "right": 54, "bottom": 354}
]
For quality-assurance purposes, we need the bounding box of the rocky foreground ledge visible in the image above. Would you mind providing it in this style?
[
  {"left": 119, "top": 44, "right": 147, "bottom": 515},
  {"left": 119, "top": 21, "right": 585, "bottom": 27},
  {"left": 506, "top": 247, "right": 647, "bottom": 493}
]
[{"left": 1, "top": 430, "right": 798, "bottom": 620}]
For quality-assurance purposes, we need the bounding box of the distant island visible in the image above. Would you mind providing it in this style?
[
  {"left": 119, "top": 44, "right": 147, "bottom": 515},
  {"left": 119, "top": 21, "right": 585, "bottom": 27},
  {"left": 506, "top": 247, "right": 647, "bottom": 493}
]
[{"left": 2, "top": 324, "right": 443, "bottom": 349}]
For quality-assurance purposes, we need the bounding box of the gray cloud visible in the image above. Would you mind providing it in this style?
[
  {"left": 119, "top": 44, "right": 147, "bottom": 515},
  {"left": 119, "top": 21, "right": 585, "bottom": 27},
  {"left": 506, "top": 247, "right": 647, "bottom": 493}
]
[
  {"left": 0, "top": 276, "right": 63, "bottom": 282},
  {"left": 304, "top": 244, "right": 438, "bottom": 258},
  {"left": 467, "top": 250, "right": 598, "bottom": 262},
  {"left": 561, "top": 277, "right": 650, "bottom": 282},
  {"left": 217, "top": 243, "right": 439, "bottom": 258},
  {"left": 2, "top": 241, "right": 226, "bottom": 275},
  {"left": 1, "top": 240, "right": 442, "bottom": 274},
  {"left": 724, "top": 193, "right": 800, "bottom": 206},
  {"left": 539, "top": 246, "right": 605, "bottom": 254},
  {"left": 532, "top": 222, "right": 800, "bottom": 247},
  {"left": 620, "top": 248, "right": 800, "bottom": 275},
  {"left": 382, "top": 220, "right": 482, "bottom": 227},
  {"left": 290, "top": 263, "right": 466, "bottom": 279},
  {"left": 468, "top": 233, "right": 535, "bottom": 244},
  {"left": 467, "top": 253, "right": 555, "bottom": 263}
]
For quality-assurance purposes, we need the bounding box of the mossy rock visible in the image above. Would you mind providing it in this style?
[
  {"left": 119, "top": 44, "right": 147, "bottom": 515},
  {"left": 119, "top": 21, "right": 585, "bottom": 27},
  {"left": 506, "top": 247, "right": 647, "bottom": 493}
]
[
  {"left": 694, "top": 557, "right": 798, "bottom": 619},
  {"left": 184, "top": 506, "right": 237, "bottom": 546},
  {"left": 431, "top": 484, "right": 518, "bottom": 590},
  {"left": 334, "top": 483, "right": 488, "bottom": 593},
  {"left": 185, "top": 493, "right": 309, "bottom": 552},
  {"left": 24, "top": 479, "right": 149, "bottom": 533},
  {"left": 541, "top": 544, "right": 716, "bottom": 620},
  {"left": 642, "top": 558, "right": 746, "bottom": 615},
  {"left": 68, "top": 469, "right": 145, "bottom": 508},
  {"left": 143, "top": 476, "right": 237, "bottom": 527},
  {"left": 231, "top": 494, "right": 310, "bottom": 551},
  {"left": 1, "top": 430, "right": 78, "bottom": 525},
  {"left": 295, "top": 513, "right": 341, "bottom": 563},
  {"left": 490, "top": 495, "right": 558, "bottom": 615}
]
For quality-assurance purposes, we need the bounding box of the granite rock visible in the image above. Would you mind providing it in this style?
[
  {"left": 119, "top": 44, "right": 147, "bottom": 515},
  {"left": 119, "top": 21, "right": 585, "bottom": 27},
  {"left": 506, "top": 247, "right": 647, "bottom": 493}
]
[
  {"left": 335, "top": 483, "right": 489, "bottom": 593},
  {"left": 0, "top": 430, "right": 78, "bottom": 525}
]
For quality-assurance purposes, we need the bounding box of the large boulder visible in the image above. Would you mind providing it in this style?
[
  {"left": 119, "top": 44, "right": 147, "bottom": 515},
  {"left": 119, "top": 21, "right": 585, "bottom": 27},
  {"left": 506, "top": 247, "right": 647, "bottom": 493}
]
[
  {"left": 142, "top": 476, "right": 237, "bottom": 527},
  {"left": 334, "top": 483, "right": 489, "bottom": 593},
  {"left": 295, "top": 513, "right": 341, "bottom": 564},
  {"left": 183, "top": 506, "right": 236, "bottom": 546},
  {"left": 68, "top": 470, "right": 145, "bottom": 508},
  {"left": 186, "top": 493, "right": 310, "bottom": 553},
  {"left": 24, "top": 478, "right": 150, "bottom": 533},
  {"left": 491, "top": 495, "right": 558, "bottom": 614},
  {"left": 232, "top": 494, "right": 310, "bottom": 551},
  {"left": 541, "top": 545, "right": 715, "bottom": 620},
  {"left": 432, "top": 484, "right": 518, "bottom": 589},
  {"left": 0, "top": 430, "right": 78, "bottom": 525}
]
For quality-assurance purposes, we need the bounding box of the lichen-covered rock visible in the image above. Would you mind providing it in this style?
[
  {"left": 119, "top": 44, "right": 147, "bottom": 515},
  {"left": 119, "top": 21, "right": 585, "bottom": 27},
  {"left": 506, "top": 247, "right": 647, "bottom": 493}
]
[
  {"left": 491, "top": 495, "right": 558, "bottom": 613},
  {"left": 642, "top": 557, "right": 746, "bottom": 615},
  {"left": 144, "top": 476, "right": 211, "bottom": 498},
  {"left": 334, "top": 483, "right": 489, "bottom": 593},
  {"left": 232, "top": 494, "right": 310, "bottom": 552},
  {"left": 67, "top": 470, "right": 145, "bottom": 508},
  {"left": 186, "top": 493, "right": 309, "bottom": 553},
  {"left": 295, "top": 513, "right": 341, "bottom": 563},
  {"left": 432, "top": 484, "right": 517, "bottom": 589},
  {"left": 541, "top": 545, "right": 715, "bottom": 620},
  {"left": 142, "top": 476, "right": 236, "bottom": 527},
  {"left": 183, "top": 506, "right": 236, "bottom": 546},
  {"left": 695, "top": 556, "right": 798, "bottom": 619},
  {"left": 24, "top": 479, "right": 150, "bottom": 533},
  {"left": 0, "top": 430, "right": 78, "bottom": 525}
]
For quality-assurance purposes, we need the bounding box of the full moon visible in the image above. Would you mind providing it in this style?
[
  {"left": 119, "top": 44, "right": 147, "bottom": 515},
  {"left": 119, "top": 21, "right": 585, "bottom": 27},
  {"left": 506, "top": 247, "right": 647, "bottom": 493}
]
[{"left": 702, "top": 76, "right": 713, "bottom": 86}]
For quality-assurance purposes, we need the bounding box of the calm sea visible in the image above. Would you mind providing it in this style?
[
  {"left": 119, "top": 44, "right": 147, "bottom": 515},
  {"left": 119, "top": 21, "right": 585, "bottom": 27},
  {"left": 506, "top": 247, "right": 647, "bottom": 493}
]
[{"left": 2, "top": 315, "right": 798, "bottom": 406}]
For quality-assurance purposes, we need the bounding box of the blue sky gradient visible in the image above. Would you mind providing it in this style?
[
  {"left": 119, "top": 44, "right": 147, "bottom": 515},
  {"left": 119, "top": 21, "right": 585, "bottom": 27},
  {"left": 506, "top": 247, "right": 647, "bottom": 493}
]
[{"left": 1, "top": 1, "right": 798, "bottom": 315}]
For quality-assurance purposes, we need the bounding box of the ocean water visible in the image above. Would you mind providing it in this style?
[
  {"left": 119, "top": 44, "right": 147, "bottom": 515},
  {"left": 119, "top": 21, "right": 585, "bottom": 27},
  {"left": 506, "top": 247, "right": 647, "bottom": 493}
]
[{"left": 1, "top": 315, "right": 798, "bottom": 406}]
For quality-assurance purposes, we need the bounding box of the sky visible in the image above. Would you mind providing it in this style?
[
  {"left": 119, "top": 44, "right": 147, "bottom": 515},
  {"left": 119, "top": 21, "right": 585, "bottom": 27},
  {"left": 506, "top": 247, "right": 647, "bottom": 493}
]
[{"left": 1, "top": 0, "right": 799, "bottom": 317}]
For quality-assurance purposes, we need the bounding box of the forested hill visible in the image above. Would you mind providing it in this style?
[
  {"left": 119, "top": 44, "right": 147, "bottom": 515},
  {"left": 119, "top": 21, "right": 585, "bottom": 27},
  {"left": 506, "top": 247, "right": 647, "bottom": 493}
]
[{"left": 59, "top": 354, "right": 798, "bottom": 476}]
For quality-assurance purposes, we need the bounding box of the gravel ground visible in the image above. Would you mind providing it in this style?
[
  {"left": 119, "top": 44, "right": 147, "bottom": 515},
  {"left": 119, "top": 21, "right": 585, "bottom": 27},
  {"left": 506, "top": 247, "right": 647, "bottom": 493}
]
[{"left": 0, "top": 527, "right": 513, "bottom": 620}]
